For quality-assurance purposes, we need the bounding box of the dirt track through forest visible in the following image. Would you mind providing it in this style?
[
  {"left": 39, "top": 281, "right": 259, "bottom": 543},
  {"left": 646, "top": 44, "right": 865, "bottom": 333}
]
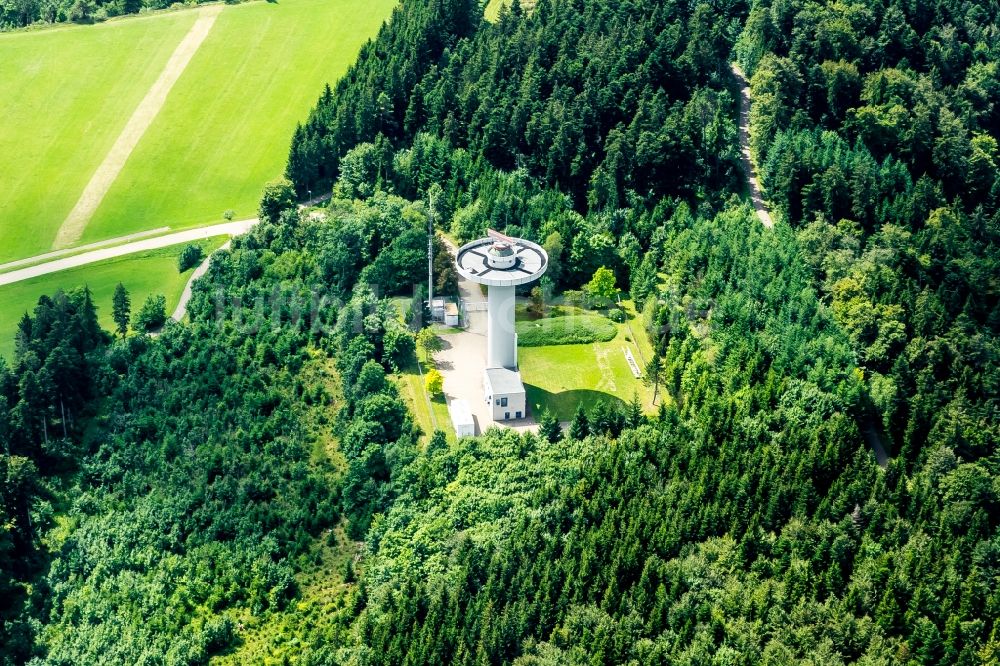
[
  {"left": 731, "top": 64, "right": 774, "bottom": 229},
  {"left": 53, "top": 5, "right": 223, "bottom": 249}
]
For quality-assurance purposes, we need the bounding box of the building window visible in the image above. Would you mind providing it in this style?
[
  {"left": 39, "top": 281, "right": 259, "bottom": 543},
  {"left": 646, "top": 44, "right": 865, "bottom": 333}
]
[
  {"left": 516, "top": 411, "right": 522, "bottom": 419},
  {"left": 495, "top": 399, "right": 500, "bottom": 405},
  {"left": 501, "top": 397, "right": 508, "bottom": 407}
]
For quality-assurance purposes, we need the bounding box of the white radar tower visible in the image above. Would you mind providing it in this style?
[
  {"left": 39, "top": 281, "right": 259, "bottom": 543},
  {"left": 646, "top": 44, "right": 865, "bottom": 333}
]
[{"left": 455, "top": 229, "right": 548, "bottom": 369}]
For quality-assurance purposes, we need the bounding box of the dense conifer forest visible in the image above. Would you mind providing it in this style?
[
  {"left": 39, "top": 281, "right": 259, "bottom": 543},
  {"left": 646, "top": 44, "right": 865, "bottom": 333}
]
[{"left": 1, "top": 0, "right": 998, "bottom": 663}]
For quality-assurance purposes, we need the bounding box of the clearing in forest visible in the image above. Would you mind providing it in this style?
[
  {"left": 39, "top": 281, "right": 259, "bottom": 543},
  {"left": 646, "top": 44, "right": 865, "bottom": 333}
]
[
  {"left": 484, "top": 0, "right": 537, "bottom": 21},
  {"left": 517, "top": 301, "right": 659, "bottom": 421}
]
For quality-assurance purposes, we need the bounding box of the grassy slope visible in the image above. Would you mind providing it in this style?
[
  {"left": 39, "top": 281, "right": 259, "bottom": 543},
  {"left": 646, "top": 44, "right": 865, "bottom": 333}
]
[
  {"left": 398, "top": 361, "right": 457, "bottom": 442},
  {"left": 0, "top": 237, "right": 226, "bottom": 360},
  {"left": 518, "top": 301, "right": 658, "bottom": 420},
  {"left": 0, "top": 12, "right": 197, "bottom": 263},
  {"left": 83, "top": 0, "right": 397, "bottom": 243},
  {"left": 484, "top": 0, "right": 536, "bottom": 21},
  {"left": 484, "top": 0, "right": 506, "bottom": 20}
]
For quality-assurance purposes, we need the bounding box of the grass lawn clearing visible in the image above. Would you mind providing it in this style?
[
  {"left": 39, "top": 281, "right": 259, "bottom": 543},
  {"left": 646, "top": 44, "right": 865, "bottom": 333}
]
[
  {"left": 396, "top": 359, "right": 456, "bottom": 445},
  {"left": 518, "top": 299, "right": 660, "bottom": 421},
  {"left": 83, "top": 0, "right": 396, "bottom": 244},
  {"left": 0, "top": 11, "right": 197, "bottom": 263},
  {"left": 0, "top": 236, "right": 226, "bottom": 360}
]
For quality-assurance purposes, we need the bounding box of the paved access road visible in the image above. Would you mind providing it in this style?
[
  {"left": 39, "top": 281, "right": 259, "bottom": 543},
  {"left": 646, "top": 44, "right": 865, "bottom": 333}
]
[{"left": 0, "top": 219, "right": 258, "bottom": 287}]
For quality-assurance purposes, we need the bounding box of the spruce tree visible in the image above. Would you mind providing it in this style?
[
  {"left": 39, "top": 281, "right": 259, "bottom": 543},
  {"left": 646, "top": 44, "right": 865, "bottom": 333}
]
[
  {"left": 111, "top": 283, "right": 130, "bottom": 339},
  {"left": 568, "top": 404, "right": 589, "bottom": 440},
  {"left": 539, "top": 410, "right": 562, "bottom": 443},
  {"left": 79, "top": 286, "right": 102, "bottom": 351},
  {"left": 626, "top": 393, "right": 644, "bottom": 429},
  {"left": 645, "top": 354, "right": 664, "bottom": 404}
]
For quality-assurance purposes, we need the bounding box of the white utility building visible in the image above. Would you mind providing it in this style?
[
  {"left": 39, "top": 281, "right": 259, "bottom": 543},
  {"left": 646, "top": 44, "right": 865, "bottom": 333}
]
[
  {"left": 483, "top": 368, "right": 527, "bottom": 421},
  {"left": 448, "top": 399, "right": 476, "bottom": 437},
  {"left": 455, "top": 229, "right": 547, "bottom": 421},
  {"left": 430, "top": 298, "right": 446, "bottom": 322}
]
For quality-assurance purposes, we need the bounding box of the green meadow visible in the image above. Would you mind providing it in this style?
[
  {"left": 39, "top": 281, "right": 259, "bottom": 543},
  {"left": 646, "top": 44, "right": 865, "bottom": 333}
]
[
  {"left": 0, "top": 237, "right": 226, "bottom": 360},
  {"left": 517, "top": 301, "right": 659, "bottom": 420},
  {"left": 0, "top": 0, "right": 395, "bottom": 264},
  {"left": 83, "top": 0, "right": 396, "bottom": 244},
  {"left": 0, "top": 12, "right": 197, "bottom": 263}
]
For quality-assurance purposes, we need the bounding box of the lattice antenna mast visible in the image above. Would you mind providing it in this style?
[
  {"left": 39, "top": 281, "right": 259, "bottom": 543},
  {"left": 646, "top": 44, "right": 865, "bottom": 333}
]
[{"left": 428, "top": 192, "right": 436, "bottom": 316}]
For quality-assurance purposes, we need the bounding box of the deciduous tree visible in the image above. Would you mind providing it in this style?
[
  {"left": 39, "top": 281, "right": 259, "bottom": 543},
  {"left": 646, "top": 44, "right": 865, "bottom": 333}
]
[{"left": 424, "top": 368, "right": 443, "bottom": 395}]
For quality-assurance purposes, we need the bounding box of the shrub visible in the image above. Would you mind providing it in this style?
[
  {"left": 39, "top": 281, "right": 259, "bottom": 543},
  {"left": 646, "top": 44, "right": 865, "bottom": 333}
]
[
  {"left": 516, "top": 314, "right": 617, "bottom": 346},
  {"left": 607, "top": 307, "right": 626, "bottom": 323},
  {"left": 559, "top": 290, "right": 586, "bottom": 309},
  {"left": 178, "top": 244, "right": 204, "bottom": 272},
  {"left": 585, "top": 266, "right": 618, "bottom": 306}
]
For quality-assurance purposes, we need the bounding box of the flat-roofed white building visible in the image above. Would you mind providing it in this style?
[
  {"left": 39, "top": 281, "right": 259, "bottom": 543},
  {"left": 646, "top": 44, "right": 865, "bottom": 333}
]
[
  {"left": 483, "top": 367, "right": 526, "bottom": 421},
  {"left": 449, "top": 399, "right": 476, "bottom": 436}
]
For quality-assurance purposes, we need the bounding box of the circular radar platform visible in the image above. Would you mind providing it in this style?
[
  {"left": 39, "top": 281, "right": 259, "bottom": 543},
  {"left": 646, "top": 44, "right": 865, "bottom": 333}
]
[{"left": 455, "top": 230, "right": 548, "bottom": 287}]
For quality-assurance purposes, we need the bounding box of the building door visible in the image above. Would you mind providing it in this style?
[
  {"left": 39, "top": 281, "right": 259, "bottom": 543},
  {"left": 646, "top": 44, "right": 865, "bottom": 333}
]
[
  {"left": 505, "top": 412, "right": 510, "bottom": 420},
  {"left": 516, "top": 411, "right": 522, "bottom": 418}
]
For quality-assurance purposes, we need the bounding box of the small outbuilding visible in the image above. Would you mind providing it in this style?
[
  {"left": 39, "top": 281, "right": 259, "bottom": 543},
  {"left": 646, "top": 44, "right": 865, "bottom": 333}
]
[
  {"left": 483, "top": 367, "right": 527, "bottom": 421},
  {"left": 444, "top": 302, "right": 459, "bottom": 327},
  {"left": 430, "top": 298, "right": 446, "bottom": 322},
  {"left": 449, "top": 399, "right": 476, "bottom": 437}
]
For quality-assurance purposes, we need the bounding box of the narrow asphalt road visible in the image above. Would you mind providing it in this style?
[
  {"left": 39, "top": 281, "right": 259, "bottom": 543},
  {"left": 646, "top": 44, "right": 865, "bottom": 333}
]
[
  {"left": 0, "top": 226, "right": 171, "bottom": 273},
  {"left": 732, "top": 63, "right": 774, "bottom": 229},
  {"left": 1, "top": 194, "right": 333, "bottom": 289},
  {"left": 170, "top": 239, "right": 231, "bottom": 322},
  {"left": 0, "top": 220, "right": 258, "bottom": 287}
]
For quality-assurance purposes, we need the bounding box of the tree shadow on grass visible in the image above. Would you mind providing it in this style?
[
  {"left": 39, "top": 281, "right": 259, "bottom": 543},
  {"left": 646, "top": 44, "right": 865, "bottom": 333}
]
[{"left": 524, "top": 385, "right": 628, "bottom": 422}]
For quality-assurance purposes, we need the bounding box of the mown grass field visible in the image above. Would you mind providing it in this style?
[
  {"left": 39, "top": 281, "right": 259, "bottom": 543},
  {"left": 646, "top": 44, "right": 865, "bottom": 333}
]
[
  {"left": 0, "top": 237, "right": 226, "bottom": 360},
  {"left": 83, "top": 0, "right": 396, "bottom": 244},
  {"left": 518, "top": 300, "right": 660, "bottom": 421},
  {"left": 0, "top": 12, "right": 197, "bottom": 263},
  {"left": 0, "top": 0, "right": 395, "bottom": 263}
]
